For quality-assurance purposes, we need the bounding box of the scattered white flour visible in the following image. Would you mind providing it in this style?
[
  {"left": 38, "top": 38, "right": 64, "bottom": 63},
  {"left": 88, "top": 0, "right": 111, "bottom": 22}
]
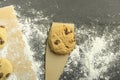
[
  {"left": 21, "top": 22, "right": 46, "bottom": 80},
  {"left": 0, "top": 44, "right": 8, "bottom": 58},
  {"left": 64, "top": 45, "right": 81, "bottom": 72},
  {"left": 86, "top": 37, "right": 107, "bottom": 80},
  {"left": 0, "top": 5, "right": 49, "bottom": 79},
  {"left": 15, "top": 6, "right": 49, "bottom": 80},
  {"left": 0, "top": 3, "right": 120, "bottom": 80},
  {"left": 63, "top": 24, "right": 119, "bottom": 80},
  {"left": 7, "top": 73, "right": 17, "bottom": 80},
  {"left": 22, "top": 32, "right": 40, "bottom": 80}
]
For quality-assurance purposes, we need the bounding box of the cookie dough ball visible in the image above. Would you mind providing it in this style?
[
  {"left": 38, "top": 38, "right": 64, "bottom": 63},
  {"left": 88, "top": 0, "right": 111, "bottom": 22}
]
[
  {"left": 0, "top": 25, "right": 6, "bottom": 48},
  {"left": 0, "top": 58, "right": 13, "bottom": 80},
  {"left": 48, "top": 22, "right": 76, "bottom": 55}
]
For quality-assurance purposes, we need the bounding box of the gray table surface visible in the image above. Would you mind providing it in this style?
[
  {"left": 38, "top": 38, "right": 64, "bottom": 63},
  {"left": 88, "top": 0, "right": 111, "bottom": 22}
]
[{"left": 0, "top": 0, "right": 120, "bottom": 80}]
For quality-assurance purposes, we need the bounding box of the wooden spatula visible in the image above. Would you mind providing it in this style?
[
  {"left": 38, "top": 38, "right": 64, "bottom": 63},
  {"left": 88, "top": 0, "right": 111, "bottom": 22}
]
[{"left": 45, "top": 22, "right": 75, "bottom": 80}]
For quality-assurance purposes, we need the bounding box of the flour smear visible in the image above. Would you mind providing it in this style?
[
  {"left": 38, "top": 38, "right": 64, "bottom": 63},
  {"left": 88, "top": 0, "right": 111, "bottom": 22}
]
[{"left": 86, "top": 37, "right": 110, "bottom": 80}]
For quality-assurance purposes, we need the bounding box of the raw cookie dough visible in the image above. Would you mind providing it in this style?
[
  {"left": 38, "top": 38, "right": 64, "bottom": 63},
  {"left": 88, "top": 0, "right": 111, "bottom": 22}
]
[
  {"left": 0, "top": 58, "right": 13, "bottom": 80},
  {"left": 48, "top": 22, "right": 76, "bottom": 55},
  {"left": 0, "top": 25, "right": 6, "bottom": 48}
]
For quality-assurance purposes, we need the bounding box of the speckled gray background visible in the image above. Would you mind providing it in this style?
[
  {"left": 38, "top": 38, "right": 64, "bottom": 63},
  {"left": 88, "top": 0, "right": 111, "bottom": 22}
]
[{"left": 0, "top": 0, "right": 120, "bottom": 80}]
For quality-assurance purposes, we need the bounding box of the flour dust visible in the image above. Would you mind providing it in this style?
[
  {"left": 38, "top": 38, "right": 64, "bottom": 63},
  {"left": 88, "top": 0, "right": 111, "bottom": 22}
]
[
  {"left": 0, "top": 3, "right": 119, "bottom": 80},
  {"left": 61, "top": 24, "right": 120, "bottom": 80}
]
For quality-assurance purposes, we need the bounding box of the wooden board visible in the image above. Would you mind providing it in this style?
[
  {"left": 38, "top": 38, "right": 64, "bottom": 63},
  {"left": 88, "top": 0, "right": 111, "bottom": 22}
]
[
  {"left": 0, "top": 6, "right": 36, "bottom": 79},
  {"left": 45, "top": 44, "right": 69, "bottom": 80}
]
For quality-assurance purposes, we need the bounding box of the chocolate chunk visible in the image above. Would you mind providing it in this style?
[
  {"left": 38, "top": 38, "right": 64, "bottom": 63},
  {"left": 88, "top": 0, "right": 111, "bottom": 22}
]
[
  {"left": 6, "top": 73, "right": 10, "bottom": 78},
  {"left": 0, "top": 37, "right": 4, "bottom": 45},
  {"left": 54, "top": 40, "right": 60, "bottom": 45},
  {"left": 0, "top": 26, "right": 5, "bottom": 28},
  {"left": 64, "top": 28, "right": 69, "bottom": 35},
  {"left": 0, "top": 64, "right": 2, "bottom": 67},
  {"left": 73, "top": 36, "right": 75, "bottom": 39},
  {"left": 0, "top": 72, "right": 3, "bottom": 78},
  {"left": 64, "top": 28, "right": 72, "bottom": 35},
  {"left": 73, "top": 36, "right": 75, "bottom": 42},
  {"left": 65, "top": 46, "right": 69, "bottom": 48}
]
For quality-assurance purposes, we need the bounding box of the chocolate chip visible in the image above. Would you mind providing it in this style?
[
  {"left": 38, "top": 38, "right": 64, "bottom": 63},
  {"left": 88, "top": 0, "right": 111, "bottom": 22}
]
[
  {"left": 65, "top": 46, "right": 69, "bottom": 48},
  {"left": 73, "top": 36, "right": 75, "bottom": 39},
  {"left": 6, "top": 73, "right": 10, "bottom": 78},
  {"left": 0, "top": 26, "right": 5, "bottom": 28},
  {"left": 64, "top": 28, "right": 72, "bottom": 35},
  {"left": 54, "top": 40, "right": 60, "bottom": 45},
  {"left": 0, "top": 72, "right": 3, "bottom": 78},
  {"left": 0, "top": 64, "right": 2, "bottom": 67},
  {"left": 64, "top": 28, "right": 69, "bottom": 35},
  {"left": 0, "top": 37, "right": 4, "bottom": 45},
  {"left": 73, "top": 36, "right": 75, "bottom": 42}
]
